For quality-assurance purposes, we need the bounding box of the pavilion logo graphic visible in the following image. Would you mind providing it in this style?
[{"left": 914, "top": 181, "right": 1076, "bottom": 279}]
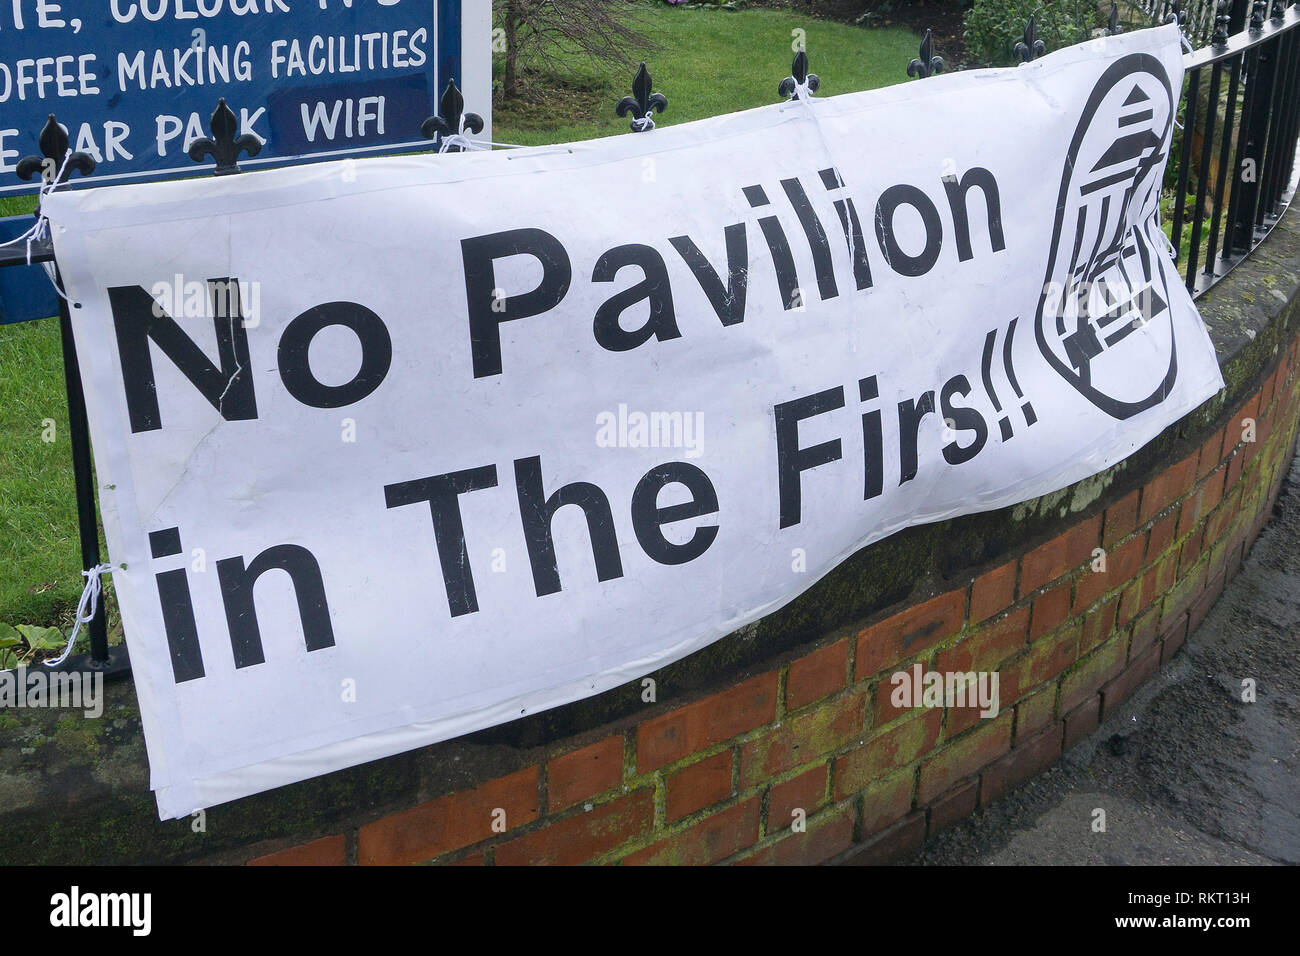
[{"left": 1034, "top": 53, "right": 1179, "bottom": 420}]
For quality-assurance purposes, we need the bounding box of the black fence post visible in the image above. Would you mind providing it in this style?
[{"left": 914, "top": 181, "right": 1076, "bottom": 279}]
[
  {"left": 1229, "top": 0, "right": 1251, "bottom": 35},
  {"left": 1232, "top": 4, "right": 1280, "bottom": 249},
  {"left": 14, "top": 116, "right": 125, "bottom": 675}
]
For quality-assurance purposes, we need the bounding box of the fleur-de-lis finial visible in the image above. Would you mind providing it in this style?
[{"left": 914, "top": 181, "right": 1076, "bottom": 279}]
[
  {"left": 1250, "top": 0, "right": 1266, "bottom": 30},
  {"left": 1105, "top": 3, "right": 1124, "bottom": 35},
  {"left": 1213, "top": 0, "right": 1232, "bottom": 43},
  {"left": 188, "top": 98, "right": 262, "bottom": 175},
  {"left": 1272, "top": 0, "right": 1286, "bottom": 21},
  {"left": 908, "top": 30, "right": 944, "bottom": 79},
  {"left": 15, "top": 114, "right": 96, "bottom": 199},
  {"left": 421, "top": 78, "right": 485, "bottom": 150},
  {"left": 616, "top": 63, "right": 668, "bottom": 132},
  {"left": 1163, "top": 0, "right": 1186, "bottom": 27},
  {"left": 1015, "top": 16, "right": 1046, "bottom": 62},
  {"left": 779, "top": 50, "right": 820, "bottom": 100}
]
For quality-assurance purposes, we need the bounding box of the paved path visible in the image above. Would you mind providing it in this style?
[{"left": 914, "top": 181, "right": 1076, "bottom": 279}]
[{"left": 906, "top": 452, "right": 1300, "bottom": 866}]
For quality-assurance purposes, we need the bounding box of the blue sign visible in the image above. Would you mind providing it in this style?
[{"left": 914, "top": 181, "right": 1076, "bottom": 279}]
[{"left": 0, "top": 0, "right": 464, "bottom": 194}]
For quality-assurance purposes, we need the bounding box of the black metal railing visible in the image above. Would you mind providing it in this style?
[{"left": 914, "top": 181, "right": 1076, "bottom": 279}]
[
  {"left": 1166, "top": 0, "right": 1300, "bottom": 295},
  {"left": 1, "top": 7, "right": 1298, "bottom": 679}
]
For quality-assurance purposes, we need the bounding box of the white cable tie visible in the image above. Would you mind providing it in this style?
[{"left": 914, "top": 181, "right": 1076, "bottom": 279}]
[{"left": 43, "top": 563, "right": 113, "bottom": 668}]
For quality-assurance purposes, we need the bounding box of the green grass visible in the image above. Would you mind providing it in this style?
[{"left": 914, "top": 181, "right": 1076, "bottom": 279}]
[
  {"left": 0, "top": 5, "right": 920, "bottom": 630},
  {"left": 493, "top": 5, "right": 922, "bottom": 146},
  {"left": 0, "top": 318, "right": 116, "bottom": 637}
]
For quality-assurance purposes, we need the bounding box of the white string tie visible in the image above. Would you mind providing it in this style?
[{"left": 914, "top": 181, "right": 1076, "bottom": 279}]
[
  {"left": 0, "top": 149, "right": 74, "bottom": 300},
  {"left": 439, "top": 115, "right": 528, "bottom": 153},
  {"left": 43, "top": 563, "right": 113, "bottom": 668}
]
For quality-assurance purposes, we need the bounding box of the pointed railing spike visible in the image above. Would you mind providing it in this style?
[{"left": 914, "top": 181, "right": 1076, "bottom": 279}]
[
  {"left": 1213, "top": 1, "right": 1231, "bottom": 44},
  {"left": 1250, "top": 0, "right": 1266, "bottom": 30},
  {"left": 15, "top": 113, "right": 96, "bottom": 187},
  {"left": 616, "top": 63, "right": 668, "bottom": 132},
  {"left": 1015, "top": 16, "right": 1047, "bottom": 62},
  {"left": 779, "top": 49, "right": 820, "bottom": 100},
  {"left": 1105, "top": 3, "right": 1124, "bottom": 36},
  {"left": 14, "top": 114, "right": 96, "bottom": 218},
  {"left": 421, "top": 78, "right": 485, "bottom": 150},
  {"left": 908, "top": 29, "right": 944, "bottom": 79},
  {"left": 188, "top": 98, "right": 262, "bottom": 175}
]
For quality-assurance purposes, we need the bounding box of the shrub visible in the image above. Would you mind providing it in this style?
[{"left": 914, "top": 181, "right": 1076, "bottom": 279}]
[{"left": 964, "top": 0, "right": 1100, "bottom": 68}]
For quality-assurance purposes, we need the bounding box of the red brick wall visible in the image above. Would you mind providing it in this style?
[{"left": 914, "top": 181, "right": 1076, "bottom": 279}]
[{"left": 246, "top": 338, "right": 1300, "bottom": 867}]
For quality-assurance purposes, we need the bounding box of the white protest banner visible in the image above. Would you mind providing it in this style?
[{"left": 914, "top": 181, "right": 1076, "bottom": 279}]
[{"left": 45, "top": 24, "right": 1223, "bottom": 819}]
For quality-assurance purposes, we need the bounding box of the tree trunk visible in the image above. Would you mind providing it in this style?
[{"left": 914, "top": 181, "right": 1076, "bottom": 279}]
[{"left": 504, "top": 0, "right": 520, "bottom": 101}]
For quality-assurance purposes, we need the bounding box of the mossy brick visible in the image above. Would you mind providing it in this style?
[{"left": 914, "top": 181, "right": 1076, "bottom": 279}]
[
  {"left": 665, "top": 750, "right": 733, "bottom": 823},
  {"left": 1159, "top": 610, "right": 1189, "bottom": 657},
  {"left": 1118, "top": 552, "right": 1177, "bottom": 626},
  {"left": 969, "top": 561, "right": 1016, "bottom": 624},
  {"left": 1019, "top": 514, "right": 1102, "bottom": 596},
  {"left": 739, "top": 689, "right": 867, "bottom": 788},
  {"left": 768, "top": 764, "right": 829, "bottom": 828},
  {"left": 1237, "top": 391, "right": 1262, "bottom": 435},
  {"left": 1177, "top": 470, "right": 1225, "bottom": 539},
  {"left": 916, "top": 712, "right": 1013, "bottom": 804},
  {"left": 1162, "top": 561, "right": 1207, "bottom": 628},
  {"left": 1196, "top": 426, "right": 1227, "bottom": 480},
  {"left": 999, "top": 621, "right": 1080, "bottom": 708},
  {"left": 1203, "top": 491, "right": 1240, "bottom": 554},
  {"left": 495, "top": 789, "right": 654, "bottom": 865},
  {"left": 1224, "top": 447, "right": 1247, "bottom": 495},
  {"left": 357, "top": 766, "right": 539, "bottom": 865},
  {"left": 1139, "top": 451, "right": 1198, "bottom": 523},
  {"left": 1013, "top": 686, "right": 1058, "bottom": 741},
  {"left": 1146, "top": 507, "right": 1180, "bottom": 561},
  {"left": 1129, "top": 604, "right": 1161, "bottom": 661},
  {"left": 547, "top": 735, "right": 624, "bottom": 812},
  {"left": 1190, "top": 569, "right": 1227, "bottom": 632},
  {"left": 622, "top": 797, "right": 761, "bottom": 866},
  {"left": 1100, "top": 643, "right": 1162, "bottom": 719},
  {"left": 636, "top": 671, "right": 778, "bottom": 772},
  {"left": 1161, "top": 616, "right": 1190, "bottom": 664},
  {"left": 248, "top": 834, "right": 346, "bottom": 866},
  {"left": 1079, "top": 594, "right": 1119, "bottom": 655},
  {"left": 857, "top": 767, "right": 915, "bottom": 837},
  {"left": 979, "top": 726, "right": 1062, "bottom": 805},
  {"left": 785, "top": 639, "right": 849, "bottom": 712},
  {"left": 935, "top": 606, "right": 1029, "bottom": 676},
  {"left": 1075, "top": 533, "right": 1143, "bottom": 610},
  {"left": 842, "top": 811, "right": 927, "bottom": 865},
  {"left": 737, "top": 804, "right": 855, "bottom": 866},
  {"left": 1178, "top": 528, "right": 1207, "bottom": 579},
  {"left": 1063, "top": 696, "right": 1101, "bottom": 750},
  {"left": 1060, "top": 636, "right": 1128, "bottom": 715},
  {"left": 1102, "top": 489, "right": 1141, "bottom": 549},
  {"left": 926, "top": 779, "right": 979, "bottom": 835},
  {"left": 854, "top": 589, "right": 966, "bottom": 680},
  {"left": 833, "top": 708, "right": 942, "bottom": 799},
  {"left": 1029, "top": 580, "right": 1072, "bottom": 641}
]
